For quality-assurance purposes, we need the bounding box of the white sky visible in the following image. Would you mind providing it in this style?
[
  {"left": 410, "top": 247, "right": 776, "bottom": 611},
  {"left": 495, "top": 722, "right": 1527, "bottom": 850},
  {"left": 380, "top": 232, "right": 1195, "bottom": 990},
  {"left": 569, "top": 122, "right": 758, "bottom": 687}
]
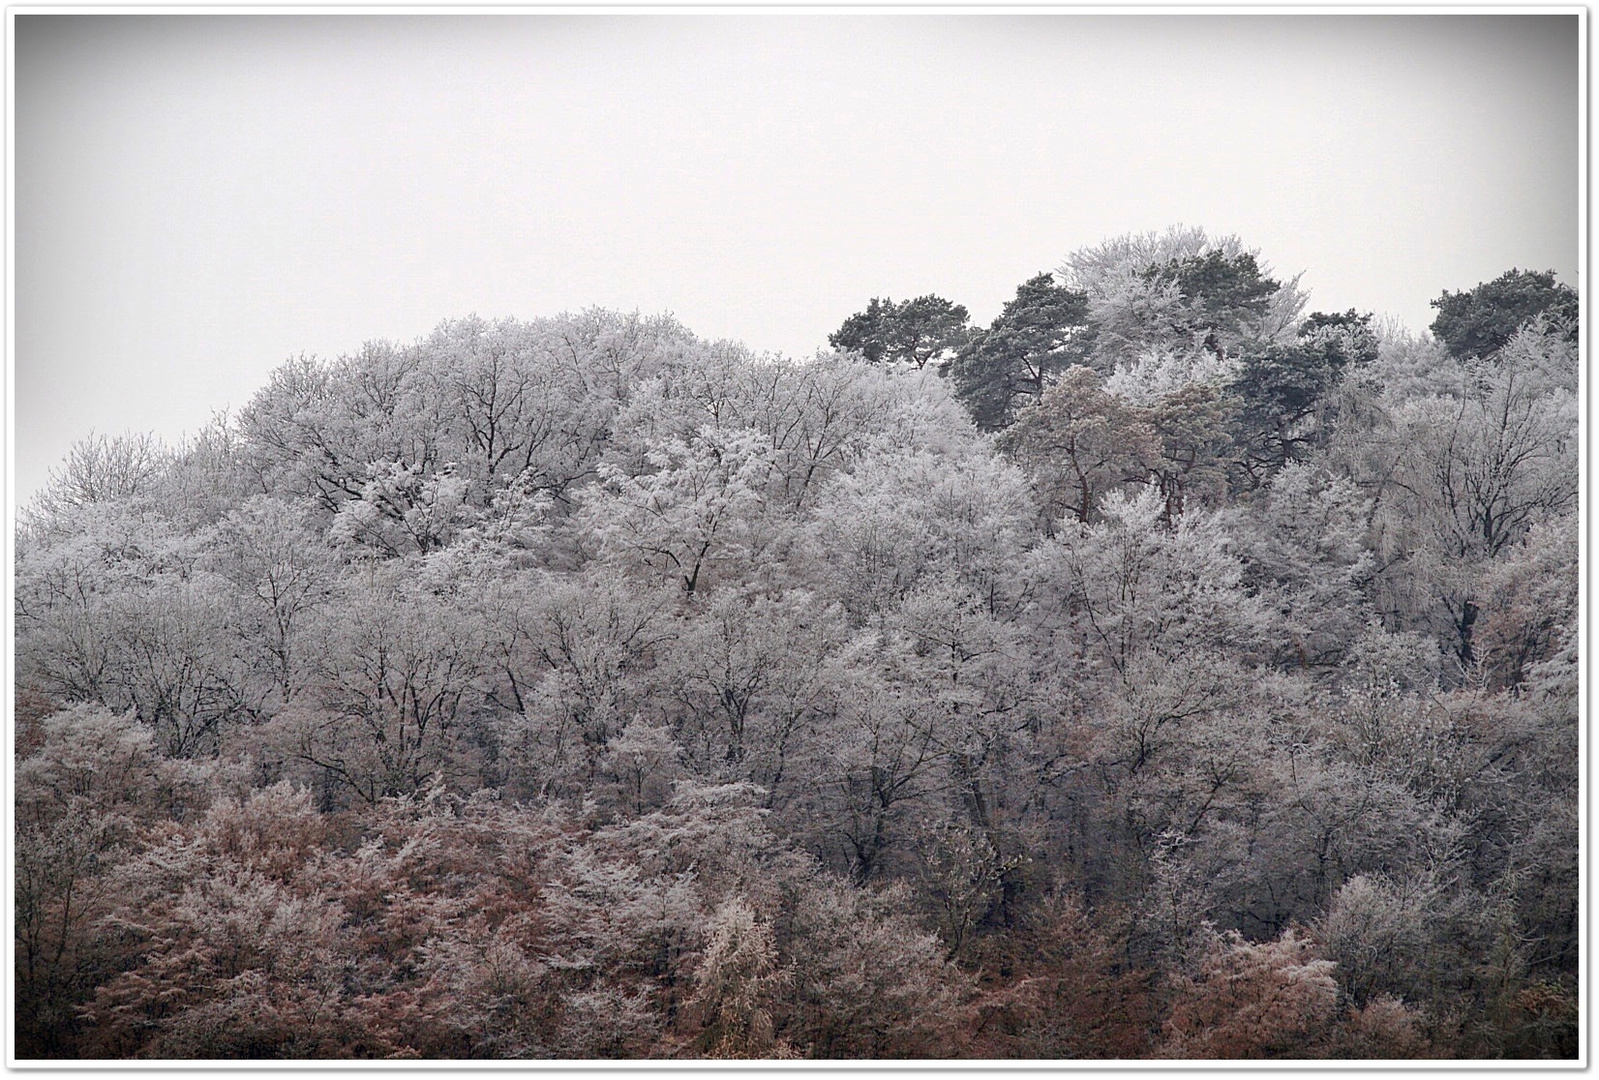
[{"left": 11, "top": 12, "right": 1581, "bottom": 504}]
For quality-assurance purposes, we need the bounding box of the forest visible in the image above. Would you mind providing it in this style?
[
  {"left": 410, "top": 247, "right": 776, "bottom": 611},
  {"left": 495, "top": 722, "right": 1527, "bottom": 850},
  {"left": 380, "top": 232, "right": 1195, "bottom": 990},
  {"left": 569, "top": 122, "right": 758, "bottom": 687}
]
[{"left": 13, "top": 227, "right": 1579, "bottom": 1059}]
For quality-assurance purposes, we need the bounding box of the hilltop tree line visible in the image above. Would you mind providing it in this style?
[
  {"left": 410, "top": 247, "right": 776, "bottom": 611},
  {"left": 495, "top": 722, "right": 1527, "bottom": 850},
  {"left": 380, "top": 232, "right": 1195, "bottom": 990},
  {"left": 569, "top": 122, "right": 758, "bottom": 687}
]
[{"left": 15, "top": 228, "right": 1578, "bottom": 1059}]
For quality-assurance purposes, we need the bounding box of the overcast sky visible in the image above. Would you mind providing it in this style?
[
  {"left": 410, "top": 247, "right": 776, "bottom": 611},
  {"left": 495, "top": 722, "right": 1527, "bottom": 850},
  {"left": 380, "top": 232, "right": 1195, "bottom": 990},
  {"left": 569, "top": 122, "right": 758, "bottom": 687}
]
[{"left": 12, "top": 12, "right": 1580, "bottom": 504}]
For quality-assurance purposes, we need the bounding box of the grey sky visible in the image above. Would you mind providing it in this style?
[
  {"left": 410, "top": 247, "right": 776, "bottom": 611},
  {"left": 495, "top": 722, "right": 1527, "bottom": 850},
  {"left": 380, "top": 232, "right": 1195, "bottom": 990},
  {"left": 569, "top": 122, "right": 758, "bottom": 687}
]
[{"left": 12, "top": 12, "right": 1580, "bottom": 505}]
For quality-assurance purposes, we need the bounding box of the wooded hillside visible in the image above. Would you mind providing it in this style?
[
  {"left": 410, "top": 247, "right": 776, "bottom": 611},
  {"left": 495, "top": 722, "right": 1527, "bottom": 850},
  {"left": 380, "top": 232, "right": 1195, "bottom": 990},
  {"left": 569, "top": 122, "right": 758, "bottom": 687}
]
[{"left": 15, "top": 228, "right": 1578, "bottom": 1059}]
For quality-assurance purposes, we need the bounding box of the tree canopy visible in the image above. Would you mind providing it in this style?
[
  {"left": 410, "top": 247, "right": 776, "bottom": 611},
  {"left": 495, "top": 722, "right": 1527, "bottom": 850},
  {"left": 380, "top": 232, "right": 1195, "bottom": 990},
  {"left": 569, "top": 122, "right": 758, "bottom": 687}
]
[
  {"left": 1429, "top": 268, "right": 1578, "bottom": 360},
  {"left": 828, "top": 294, "right": 972, "bottom": 369},
  {"left": 14, "top": 237, "right": 1577, "bottom": 1062},
  {"left": 948, "top": 272, "right": 1091, "bottom": 431}
]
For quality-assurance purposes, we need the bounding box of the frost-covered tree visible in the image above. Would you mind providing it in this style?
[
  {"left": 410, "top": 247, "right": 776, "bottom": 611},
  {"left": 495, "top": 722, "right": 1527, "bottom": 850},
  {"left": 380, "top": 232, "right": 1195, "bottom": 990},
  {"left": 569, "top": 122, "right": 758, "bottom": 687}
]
[
  {"left": 999, "top": 364, "right": 1157, "bottom": 525},
  {"left": 581, "top": 426, "right": 782, "bottom": 596},
  {"left": 1063, "top": 226, "right": 1306, "bottom": 392}
]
